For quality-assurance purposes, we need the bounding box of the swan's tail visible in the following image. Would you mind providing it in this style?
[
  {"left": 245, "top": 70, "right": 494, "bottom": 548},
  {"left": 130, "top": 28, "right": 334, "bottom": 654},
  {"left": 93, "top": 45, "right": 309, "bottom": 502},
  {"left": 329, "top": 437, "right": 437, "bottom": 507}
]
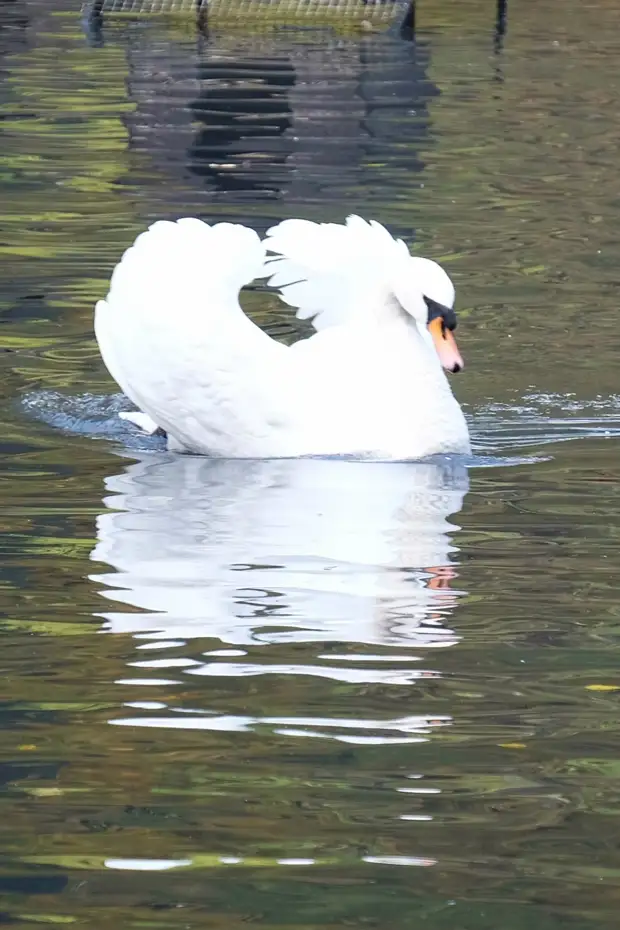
[
  {"left": 94, "top": 218, "right": 290, "bottom": 455},
  {"left": 264, "top": 214, "right": 411, "bottom": 331}
]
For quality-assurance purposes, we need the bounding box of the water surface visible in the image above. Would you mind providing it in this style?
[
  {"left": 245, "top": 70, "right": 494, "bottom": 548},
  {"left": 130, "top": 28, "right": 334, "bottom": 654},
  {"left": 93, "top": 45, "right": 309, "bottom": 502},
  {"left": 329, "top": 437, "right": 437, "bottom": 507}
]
[{"left": 2, "top": 1, "right": 620, "bottom": 928}]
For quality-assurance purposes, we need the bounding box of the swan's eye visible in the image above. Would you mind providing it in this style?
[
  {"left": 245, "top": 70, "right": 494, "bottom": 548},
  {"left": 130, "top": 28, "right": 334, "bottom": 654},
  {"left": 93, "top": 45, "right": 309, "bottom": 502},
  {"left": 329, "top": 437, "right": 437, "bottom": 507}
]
[{"left": 423, "top": 295, "right": 457, "bottom": 332}]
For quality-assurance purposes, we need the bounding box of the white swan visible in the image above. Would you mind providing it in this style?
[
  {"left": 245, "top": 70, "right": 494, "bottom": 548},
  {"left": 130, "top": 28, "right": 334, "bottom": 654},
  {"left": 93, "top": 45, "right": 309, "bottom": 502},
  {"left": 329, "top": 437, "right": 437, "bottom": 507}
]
[{"left": 95, "top": 215, "right": 470, "bottom": 459}]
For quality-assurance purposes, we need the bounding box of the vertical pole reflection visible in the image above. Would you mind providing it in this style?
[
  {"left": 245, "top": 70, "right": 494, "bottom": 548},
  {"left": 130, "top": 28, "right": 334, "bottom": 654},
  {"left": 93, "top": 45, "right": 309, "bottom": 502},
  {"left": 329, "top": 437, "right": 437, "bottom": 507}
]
[
  {"left": 357, "top": 30, "right": 437, "bottom": 207},
  {"left": 399, "top": 0, "right": 416, "bottom": 39},
  {"left": 495, "top": 0, "right": 507, "bottom": 51}
]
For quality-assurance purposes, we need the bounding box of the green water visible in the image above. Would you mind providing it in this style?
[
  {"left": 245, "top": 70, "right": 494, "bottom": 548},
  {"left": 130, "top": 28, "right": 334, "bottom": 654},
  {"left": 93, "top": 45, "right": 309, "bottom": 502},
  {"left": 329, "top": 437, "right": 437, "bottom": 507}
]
[{"left": 2, "top": 1, "right": 620, "bottom": 927}]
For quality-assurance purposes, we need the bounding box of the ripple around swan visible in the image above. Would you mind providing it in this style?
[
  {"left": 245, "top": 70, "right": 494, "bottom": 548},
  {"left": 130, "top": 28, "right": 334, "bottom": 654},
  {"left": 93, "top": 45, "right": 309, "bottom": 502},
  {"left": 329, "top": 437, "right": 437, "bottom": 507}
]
[{"left": 21, "top": 388, "right": 620, "bottom": 460}]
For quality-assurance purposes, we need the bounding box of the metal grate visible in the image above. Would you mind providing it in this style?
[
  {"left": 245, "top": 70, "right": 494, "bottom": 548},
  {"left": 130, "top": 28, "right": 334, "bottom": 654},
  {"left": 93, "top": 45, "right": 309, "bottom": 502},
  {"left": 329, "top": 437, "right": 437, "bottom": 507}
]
[{"left": 84, "top": 0, "right": 411, "bottom": 28}]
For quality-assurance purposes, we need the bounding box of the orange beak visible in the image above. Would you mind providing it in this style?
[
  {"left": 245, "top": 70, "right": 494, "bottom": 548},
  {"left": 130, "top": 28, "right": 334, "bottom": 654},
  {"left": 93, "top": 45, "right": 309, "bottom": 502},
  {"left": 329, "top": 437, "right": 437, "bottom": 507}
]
[{"left": 427, "top": 317, "right": 464, "bottom": 373}]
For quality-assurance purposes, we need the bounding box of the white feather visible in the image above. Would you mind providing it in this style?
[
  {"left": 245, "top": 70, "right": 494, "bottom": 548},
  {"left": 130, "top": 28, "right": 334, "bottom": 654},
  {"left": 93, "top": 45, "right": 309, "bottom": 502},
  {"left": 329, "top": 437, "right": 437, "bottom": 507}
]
[
  {"left": 96, "top": 218, "right": 295, "bottom": 457},
  {"left": 118, "top": 411, "right": 160, "bottom": 434},
  {"left": 264, "top": 214, "right": 411, "bottom": 330},
  {"left": 95, "top": 215, "right": 470, "bottom": 460}
]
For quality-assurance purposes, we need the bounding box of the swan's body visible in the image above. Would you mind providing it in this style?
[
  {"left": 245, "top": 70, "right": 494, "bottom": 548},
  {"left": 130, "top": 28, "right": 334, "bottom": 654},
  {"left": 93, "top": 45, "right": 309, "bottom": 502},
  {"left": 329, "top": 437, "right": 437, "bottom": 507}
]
[{"left": 95, "top": 215, "right": 470, "bottom": 459}]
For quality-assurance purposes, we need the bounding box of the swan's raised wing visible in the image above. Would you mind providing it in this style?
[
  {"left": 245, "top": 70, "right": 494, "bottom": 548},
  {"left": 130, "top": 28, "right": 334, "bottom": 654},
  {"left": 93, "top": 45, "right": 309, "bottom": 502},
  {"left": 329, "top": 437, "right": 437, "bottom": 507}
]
[
  {"left": 95, "top": 218, "right": 296, "bottom": 457},
  {"left": 264, "top": 214, "right": 411, "bottom": 331}
]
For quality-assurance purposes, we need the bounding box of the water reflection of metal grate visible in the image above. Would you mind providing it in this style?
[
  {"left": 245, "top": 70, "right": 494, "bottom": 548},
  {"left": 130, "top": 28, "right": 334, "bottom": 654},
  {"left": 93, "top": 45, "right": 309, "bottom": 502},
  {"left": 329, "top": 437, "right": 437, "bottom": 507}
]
[
  {"left": 83, "top": 0, "right": 412, "bottom": 30},
  {"left": 119, "top": 26, "right": 436, "bottom": 215}
]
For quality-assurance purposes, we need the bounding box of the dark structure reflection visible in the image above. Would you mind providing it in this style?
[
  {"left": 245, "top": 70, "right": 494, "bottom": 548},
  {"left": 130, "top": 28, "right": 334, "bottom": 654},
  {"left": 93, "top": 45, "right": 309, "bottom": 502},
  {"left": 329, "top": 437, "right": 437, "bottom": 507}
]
[
  {"left": 120, "top": 24, "right": 438, "bottom": 223},
  {"left": 186, "top": 55, "right": 296, "bottom": 196},
  {"left": 94, "top": 1, "right": 506, "bottom": 223},
  {"left": 0, "top": 0, "right": 30, "bottom": 65}
]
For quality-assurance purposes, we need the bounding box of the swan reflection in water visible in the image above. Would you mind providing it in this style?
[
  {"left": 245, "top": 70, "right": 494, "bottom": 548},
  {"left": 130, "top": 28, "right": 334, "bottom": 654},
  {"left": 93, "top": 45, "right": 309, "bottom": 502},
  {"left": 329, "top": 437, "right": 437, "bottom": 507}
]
[
  {"left": 91, "top": 455, "right": 468, "bottom": 740},
  {"left": 92, "top": 455, "right": 467, "bottom": 648}
]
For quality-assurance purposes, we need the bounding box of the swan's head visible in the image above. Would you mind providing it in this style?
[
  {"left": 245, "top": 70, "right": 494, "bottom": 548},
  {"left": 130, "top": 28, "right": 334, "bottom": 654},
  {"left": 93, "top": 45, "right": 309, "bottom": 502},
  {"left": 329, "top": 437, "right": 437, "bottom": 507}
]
[{"left": 392, "top": 257, "right": 464, "bottom": 373}]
